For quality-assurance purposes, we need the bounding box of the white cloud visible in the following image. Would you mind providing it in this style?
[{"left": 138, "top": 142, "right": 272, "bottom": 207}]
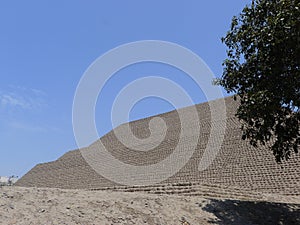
[
  {"left": 9, "top": 121, "right": 47, "bottom": 132},
  {"left": 0, "top": 86, "right": 61, "bottom": 134},
  {"left": 0, "top": 86, "right": 47, "bottom": 110},
  {"left": 7, "top": 120, "right": 63, "bottom": 134},
  {"left": 0, "top": 94, "right": 32, "bottom": 109}
]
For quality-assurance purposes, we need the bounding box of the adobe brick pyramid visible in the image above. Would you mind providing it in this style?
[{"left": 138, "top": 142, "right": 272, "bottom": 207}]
[{"left": 16, "top": 96, "right": 300, "bottom": 196}]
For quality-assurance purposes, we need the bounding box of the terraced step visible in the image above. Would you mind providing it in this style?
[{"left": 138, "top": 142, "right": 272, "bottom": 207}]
[{"left": 89, "top": 182, "right": 268, "bottom": 202}]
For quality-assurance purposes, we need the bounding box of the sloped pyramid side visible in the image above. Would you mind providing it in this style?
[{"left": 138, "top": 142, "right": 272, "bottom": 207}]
[{"left": 16, "top": 97, "right": 300, "bottom": 195}]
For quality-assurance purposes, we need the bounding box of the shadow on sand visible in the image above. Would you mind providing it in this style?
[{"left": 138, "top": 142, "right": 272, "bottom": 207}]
[{"left": 202, "top": 199, "right": 300, "bottom": 225}]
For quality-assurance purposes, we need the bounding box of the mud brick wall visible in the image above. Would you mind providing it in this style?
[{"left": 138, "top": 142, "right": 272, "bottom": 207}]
[{"left": 16, "top": 97, "right": 300, "bottom": 195}]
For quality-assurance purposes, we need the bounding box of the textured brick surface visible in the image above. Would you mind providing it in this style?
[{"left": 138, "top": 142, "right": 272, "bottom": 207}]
[{"left": 16, "top": 97, "right": 300, "bottom": 195}]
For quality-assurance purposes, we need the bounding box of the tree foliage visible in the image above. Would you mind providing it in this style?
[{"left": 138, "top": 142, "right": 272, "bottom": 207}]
[{"left": 216, "top": 0, "right": 300, "bottom": 162}]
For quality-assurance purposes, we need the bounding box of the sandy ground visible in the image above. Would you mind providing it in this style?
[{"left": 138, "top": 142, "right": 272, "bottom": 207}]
[{"left": 0, "top": 186, "right": 300, "bottom": 225}]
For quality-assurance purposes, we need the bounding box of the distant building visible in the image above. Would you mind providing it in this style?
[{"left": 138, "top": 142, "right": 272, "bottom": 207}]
[
  {"left": 0, "top": 176, "right": 9, "bottom": 184},
  {"left": 0, "top": 176, "right": 18, "bottom": 186}
]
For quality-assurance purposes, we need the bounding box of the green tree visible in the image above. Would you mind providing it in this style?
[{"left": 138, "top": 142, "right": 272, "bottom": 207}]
[{"left": 216, "top": 0, "right": 300, "bottom": 162}]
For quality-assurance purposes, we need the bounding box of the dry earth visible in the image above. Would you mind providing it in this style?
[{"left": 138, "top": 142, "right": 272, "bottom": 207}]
[{"left": 0, "top": 186, "right": 300, "bottom": 225}]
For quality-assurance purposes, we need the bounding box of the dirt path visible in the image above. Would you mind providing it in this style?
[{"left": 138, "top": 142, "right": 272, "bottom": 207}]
[{"left": 0, "top": 186, "right": 299, "bottom": 225}]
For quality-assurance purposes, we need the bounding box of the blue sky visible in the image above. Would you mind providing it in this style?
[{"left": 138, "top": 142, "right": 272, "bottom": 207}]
[{"left": 0, "top": 1, "right": 248, "bottom": 177}]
